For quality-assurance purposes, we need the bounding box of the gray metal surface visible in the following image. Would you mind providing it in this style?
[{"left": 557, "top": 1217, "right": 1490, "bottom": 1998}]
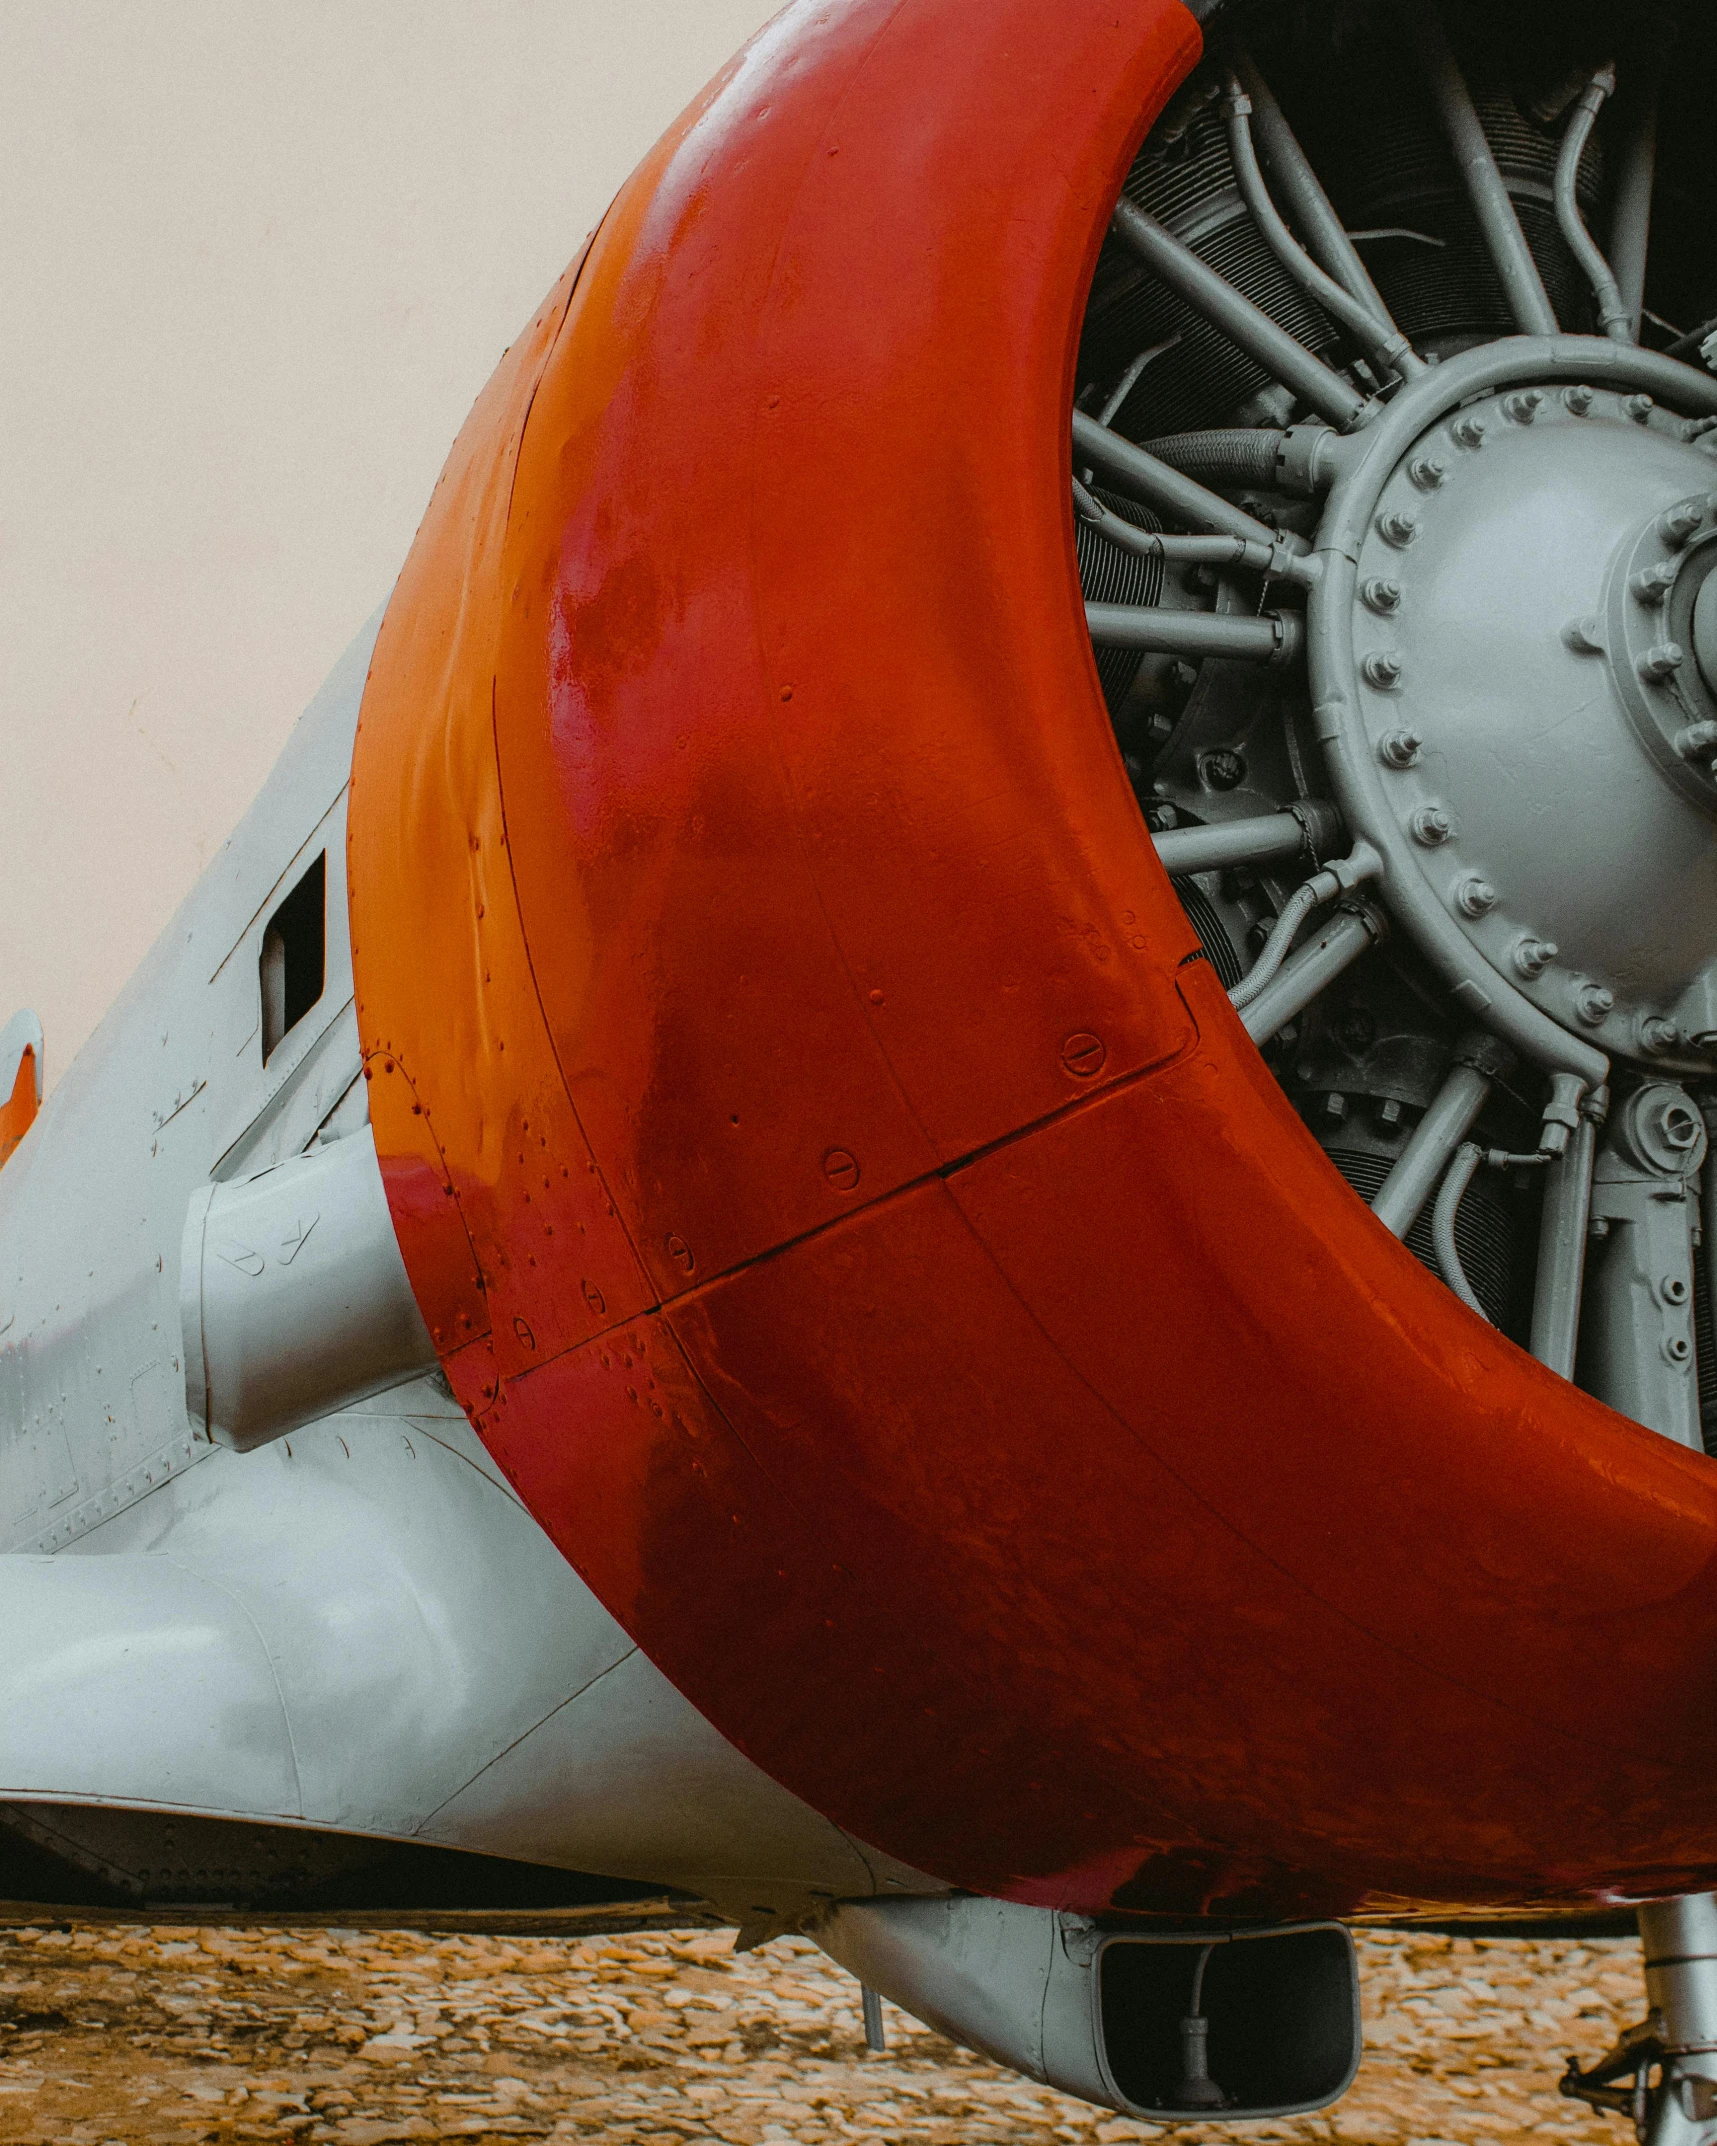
[
  {"left": 1584, "top": 1085, "right": 1707, "bottom": 1448},
  {"left": 1639, "top": 1894, "right": 1717, "bottom": 2146},
  {"left": 1307, "top": 335, "right": 1717, "bottom": 1090},
  {"left": 182, "top": 1129, "right": 435, "bottom": 1451},
  {"left": 817, "top": 1898, "right": 1359, "bottom": 2122}
]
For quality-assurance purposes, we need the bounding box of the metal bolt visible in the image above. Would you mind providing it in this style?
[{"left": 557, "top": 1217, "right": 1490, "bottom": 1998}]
[
  {"left": 1411, "top": 804, "right": 1455, "bottom": 846},
  {"left": 1363, "top": 651, "right": 1403, "bottom": 689},
  {"left": 1363, "top": 577, "right": 1404, "bottom": 614},
  {"left": 1662, "top": 1275, "right": 1691, "bottom": 1307},
  {"left": 1632, "top": 562, "right": 1680, "bottom": 606},
  {"left": 1563, "top": 385, "right": 1595, "bottom": 416},
  {"left": 1575, "top": 982, "right": 1615, "bottom": 1025},
  {"left": 1409, "top": 455, "right": 1448, "bottom": 490},
  {"left": 1665, "top": 1335, "right": 1694, "bottom": 1365},
  {"left": 1512, "top": 936, "right": 1559, "bottom": 979},
  {"left": 1675, "top": 720, "right": 1717, "bottom": 764},
  {"left": 1626, "top": 393, "right": 1656, "bottom": 424},
  {"left": 1452, "top": 414, "right": 1487, "bottom": 450},
  {"left": 1323, "top": 1092, "right": 1348, "bottom": 1123},
  {"left": 1503, "top": 390, "right": 1544, "bottom": 424},
  {"left": 1639, "top": 641, "right": 1685, "bottom": 682},
  {"left": 1455, "top": 875, "right": 1498, "bottom": 918},
  {"left": 1200, "top": 747, "right": 1246, "bottom": 792},
  {"left": 1640, "top": 1015, "right": 1681, "bottom": 1053},
  {"left": 1564, "top": 616, "right": 1606, "bottom": 655},
  {"left": 1377, "top": 1097, "right": 1404, "bottom": 1129},
  {"left": 1378, "top": 729, "right": 1422, "bottom": 769},
  {"left": 1658, "top": 500, "right": 1705, "bottom": 547},
  {"left": 1378, "top": 510, "right": 1420, "bottom": 548}
]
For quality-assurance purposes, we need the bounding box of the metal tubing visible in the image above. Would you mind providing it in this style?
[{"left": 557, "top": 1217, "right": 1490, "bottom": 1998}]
[
  {"left": 1610, "top": 24, "right": 1672, "bottom": 339},
  {"left": 1238, "top": 904, "right": 1381, "bottom": 1043},
  {"left": 1432, "top": 1144, "right": 1490, "bottom": 1318},
  {"left": 1639, "top": 1896, "right": 1717, "bottom": 2114},
  {"left": 1230, "top": 47, "right": 1413, "bottom": 361},
  {"left": 1085, "top": 603, "right": 1303, "bottom": 667},
  {"left": 1152, "top": 813, "right": 1309, "bottom": 877},
  {"left": 1554, "top": 70, "right": 1631, "bottom": 342},
  {"left": 1397, "top": 3, "right": 1559, "bottom": 337},
  {"left": 1530, "top": 1112, "right": 1598, "bottom": 1379},
  {"left": 1072, "top": 411, "right": 1286, "bottom": 549},
  {"left": 1371, "top": 1055, "right": 1495, "bottom": 1239},
  {"left": 1072, "top": 485, "right": 1317, "bottom": 589},
  {"left": 1222, "top": 73, "right": 1424, "bottom": 383},
  {"left": 1109, "top": 198, "right": 1372, "bottom": 432}
]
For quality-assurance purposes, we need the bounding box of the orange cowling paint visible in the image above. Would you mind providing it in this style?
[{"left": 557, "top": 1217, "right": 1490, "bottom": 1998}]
[
  {"left": 0, "top": 1049, "right": 36, "bottom": 1170},
  {"left": 349, "top": 0, "right": 1717, "bottom": 1918}
]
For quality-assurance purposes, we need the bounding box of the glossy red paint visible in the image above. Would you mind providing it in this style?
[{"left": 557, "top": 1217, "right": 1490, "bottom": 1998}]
[{"left": 349, "top": 0, "right": 1717, "bottom": 1917}]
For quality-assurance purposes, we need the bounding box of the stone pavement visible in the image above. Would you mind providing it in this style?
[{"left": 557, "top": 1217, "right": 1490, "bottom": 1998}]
[{"left": 0, "top": 1922, "right": 1649, "bottom": 2146}]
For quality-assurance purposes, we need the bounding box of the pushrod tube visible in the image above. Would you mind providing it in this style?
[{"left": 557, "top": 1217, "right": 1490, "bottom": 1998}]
[
  {"left": 1530, "top": 1108, "right": 1599, "bottom": 1379},
  {"left": 1371, "top": 1045, "right": 1502, "bottom": 1238},
  {"left": 1610, "top": 19, "right": 1673, "bottom": 339},
  {"left": 1073, "top": 486, "right": 1317, "bottom": 589},
  {"left": 1237, "top": 904, "right": 1382, "bottom": 1044},
  {"left": 1229, "top": 46, "right": 1412, "bottom": 360},
  {"left": 1109, "top": 199, "right": 1372, "bottom": 433},
  {"left": 1152, "top": 813, "right": 1311, "bottom": 877},
  {"left": 1221, "top": 74, "right": 1422, "bottom": 384},
  {"left": 1396, "top": 2, "right": 1558, "bottom": 338},
  {"left": 1085, "top": 604, "right": 1303, "bottom": 667},
  {"left": 1072, "top": 411, "right": 1289, "bottom": 549}
]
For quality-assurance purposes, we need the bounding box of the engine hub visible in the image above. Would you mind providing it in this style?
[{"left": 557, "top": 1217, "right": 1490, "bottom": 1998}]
[{"left": 1309, "top": 340, "right": 1717, "bottom": 1080}]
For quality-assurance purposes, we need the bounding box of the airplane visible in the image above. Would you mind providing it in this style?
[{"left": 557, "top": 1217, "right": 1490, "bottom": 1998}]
[{"left": 4, "top": 0, "right": 1717, "bottom": 2130}]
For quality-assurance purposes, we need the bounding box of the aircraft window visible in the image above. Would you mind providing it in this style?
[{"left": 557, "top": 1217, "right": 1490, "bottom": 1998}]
[{"left": 260, "top": 852, "right": 326, "bottom": 1063}]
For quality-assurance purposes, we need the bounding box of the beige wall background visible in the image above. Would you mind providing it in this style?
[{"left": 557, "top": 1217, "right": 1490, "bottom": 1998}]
[{"left": 0, "top": 0, "right": 782, "bottom": 1084}]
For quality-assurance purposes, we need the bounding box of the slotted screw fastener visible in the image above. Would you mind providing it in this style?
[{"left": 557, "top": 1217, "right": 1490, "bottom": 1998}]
[
  {"left": 1639, "top": 642, "right": 1685, "bottom": 682},
  {"left": 1378, "top": 729, "right": 1422, "bottom": 769},
  {"left": 1513, "top": 936, "right": 1559, "bottom": 979},
  {"left": 1503, "top": 390, "right": 1544, "bottom": 424},
  {"left": 1632, "top": 562, "right": 1680, "bottom": 605},
  {"left": 1379, "top": 510, "right": 1420, "bottom": 548},
  {"left": 1659, "top": 500, "right": 1705, "bottom": 547},
  {"left": 1363, "top": 652, "right": 1404, "bottom": 689},
  {"left": 1455, "top": 875, "right": 1497, "bottom": 918},
  {"left": 1363, "top": 577, "right": 1404, "bottom": 614},
  {"left": 1563, "top": 385, "right": 1595, "bottom": 416},
  {"left": 1409, "top": 455, "right": 1448, "bottom": 490},
  {"left": 1575, "top": 982, "right": 1614, "bottom": 1025},
  {"left": 1411, "top": 804, "right": 1455, "bottom": 846}
]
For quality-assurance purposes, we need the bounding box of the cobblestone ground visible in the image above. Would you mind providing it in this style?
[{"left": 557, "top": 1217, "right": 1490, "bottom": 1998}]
[{"left": 0, "top": 1923, "right": 1647, "bottom": 2146}]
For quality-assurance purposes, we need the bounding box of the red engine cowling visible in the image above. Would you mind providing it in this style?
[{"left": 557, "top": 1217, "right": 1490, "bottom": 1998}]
[{"left": 347, "top": 0, "right": 1717, "bottom": 1919}]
